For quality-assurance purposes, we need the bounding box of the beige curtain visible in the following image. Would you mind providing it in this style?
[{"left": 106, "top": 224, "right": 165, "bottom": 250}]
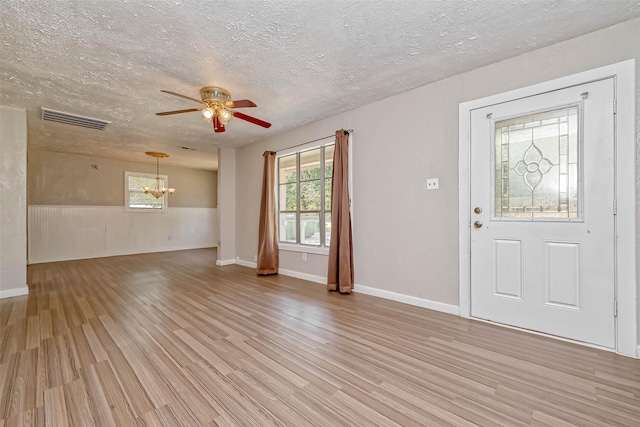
[
  {"left": 327, "top": 130, "right": 354, "bottom": 293},
  {"left": 257, "top": 151, "right": 279, "bottom": 275}
]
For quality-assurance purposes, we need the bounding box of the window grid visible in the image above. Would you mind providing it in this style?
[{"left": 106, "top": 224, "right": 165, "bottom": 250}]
[
  {"left": 494, "top": 105, "right": 579, "bottom": 220},
  {"left": 125, "top": 172, "right": 169, "bottom": 212},
  {"left": 277, "top": 144, "right": 333, "bottom": 248}
]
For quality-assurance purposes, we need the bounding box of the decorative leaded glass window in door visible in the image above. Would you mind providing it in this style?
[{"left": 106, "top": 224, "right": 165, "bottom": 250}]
[{"left": 494, "top": 106, "right": 580, "bottom": 219}]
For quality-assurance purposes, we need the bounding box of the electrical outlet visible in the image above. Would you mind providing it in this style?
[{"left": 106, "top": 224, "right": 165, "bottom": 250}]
[
  {"left": 302, "top": 253, "right": 308, "bottom": 261},
  {"left": 427, "top": 178, "right": 439, "bottom": 190}
]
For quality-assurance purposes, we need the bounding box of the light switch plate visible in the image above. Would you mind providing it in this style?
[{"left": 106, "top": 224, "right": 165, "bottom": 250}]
[{"left": 427, "top": 178, "right": 439, "bottom": 190}]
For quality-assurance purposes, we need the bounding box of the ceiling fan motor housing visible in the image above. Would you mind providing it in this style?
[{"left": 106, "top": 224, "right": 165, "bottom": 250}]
[{"left": 200, "top": 87, "right": 231, "bottom": 104}]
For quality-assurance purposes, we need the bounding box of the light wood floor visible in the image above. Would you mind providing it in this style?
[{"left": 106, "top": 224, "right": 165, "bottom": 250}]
[{"left": 1, "top": 249, "right": 639, "bottom": 426}]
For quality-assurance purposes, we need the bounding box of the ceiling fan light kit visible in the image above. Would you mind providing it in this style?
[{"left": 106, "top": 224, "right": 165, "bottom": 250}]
[{"left": 157, "top": 86, "right": 271, "bottom": 133}]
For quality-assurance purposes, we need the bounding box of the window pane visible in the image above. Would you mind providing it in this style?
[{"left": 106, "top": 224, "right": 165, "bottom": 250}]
[
  {"left": 129, "top": 191, "right": 164, "bottom": 209},
  {"left": 128, "top": 174, "right": 165, "bottom": 209},
  {"left": 279, "top": 183, "right": 297, "bottom": 211},
  {"left": 276, "top": 141, "right": 340, "bottom": 248},
  {"left": 279, "top": 213, "right": 297, "bottom": 243},
  {"left": 494, "top": 106, "right": 579, "bottom": 219},
  {"left": 301, "top": 212, "right": 320, "bottom": 246},
  {"left": 300, "top": 148, "right": 321, "bottom": 180},
  {"left": 325, "top": 144, "right": 334, "bottom": 177},
  {"left": 325, "top": 178, "right": 332, "bottom": 211},
  {"left": 300, "top": 180, "right": 321, "bottom": 211},
  {"left": 129, "top": 175, "right": 163, "bottom": 191},
  {"left": 279, "top": 154, "right": 297, "bottom": 183}
]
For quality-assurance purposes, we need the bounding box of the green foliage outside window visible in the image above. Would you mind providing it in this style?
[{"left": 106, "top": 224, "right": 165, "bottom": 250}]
[
  {"left": 278, "top": 144, "right": 334, "bottom": 247},
  {"left": 127, "top": 174, "right": 166, "bottom": 209}
]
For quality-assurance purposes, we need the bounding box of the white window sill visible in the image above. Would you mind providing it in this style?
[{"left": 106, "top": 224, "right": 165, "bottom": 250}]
[
  {"left": 279, "top": 243, "right": 329, "bottom": 256},
  {"left": 124, "top": 208, "right": 168, "bottom": 213}
]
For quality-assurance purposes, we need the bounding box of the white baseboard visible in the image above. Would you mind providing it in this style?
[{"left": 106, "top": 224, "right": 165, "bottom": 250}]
[
  {"left": 106, "top": 244, "right": 217, "bottom": 259},
  {"left": 233, "top": 259, "right": 460, "bottom": 317},
  {"left": 216, "top": 259, "right": 236, "bottom": 266},
  {"left": 278, "top": 268, "right": 326, "bottom": 284},
  {"left": 354, "top": 284, "right": 460, "bottom": 316},
  {"left": 233, "top": 259, "right": 326, "bottom": 284},
  {"left": 0, "top": 285, "right": 29, "bottom": 299},
  {"left": 235, "top": 259, "right": 257, "bottom": 268}
]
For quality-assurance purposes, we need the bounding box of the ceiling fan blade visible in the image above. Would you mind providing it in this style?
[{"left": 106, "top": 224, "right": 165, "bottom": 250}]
[
  {"left": 233, "top": 111, "right": 272, "bottom": 128},
  {"left": 225, "top": 99, "right": 257, "bottom": 108},
  {"left": 214, "top": 116, "right": 225, "bottom": 133},
  {"left": 156, "top": 108, "right": 201, "bottom": 116},
  {"left": 160, "top": 90, "right": 205, "bottom": 105}
]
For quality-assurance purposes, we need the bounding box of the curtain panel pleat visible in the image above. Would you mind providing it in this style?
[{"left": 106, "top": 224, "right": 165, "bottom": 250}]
[
  {"left": 257, "top": 151, "right": 279, "bottom": 275},
  {"left": 327, "top": 130, "right": 354, "bottom": 293}
]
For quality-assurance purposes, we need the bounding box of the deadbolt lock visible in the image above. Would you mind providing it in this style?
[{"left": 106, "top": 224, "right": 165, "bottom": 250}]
[{"left": 474, "top": 207, "right": 482, "bottom": 214}]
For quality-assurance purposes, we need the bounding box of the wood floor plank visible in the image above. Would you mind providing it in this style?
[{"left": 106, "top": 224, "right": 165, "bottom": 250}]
[
  {"left": 141, "top": 323, "right": 198, "bottom": 368},
  {"left": 68, "top": 326, "right": 95, "bottom": 368},
  {"left": 2, "top": 405, "right": 45, "bottom": 427},
  {"left": 99, "top": 346, "right": 154, "bottom": 418},
  {"left": 62, "top": 379, "right": 95, "bottom": 426},
  {"left": 3, "top": 347, "right": 38, "bottom": 420},
  {"left": 185, "top": 361, "right": 283, "bottom": 426},
  {"left": 0, "top": 248, "right": 637, "bottom": 426},
  {"left": 226, "top": 369, "right": 314, "bottom": 427},
  {"left": 43, "top": 385, "right": 68, "bottom": 427},
  {"left": 37, "top": 311, "right": 52, "bottom": 342},
  {"left": 80, "top": 323, "right": 108, "bottom": 363},
  {"left": 80, "top": 364, "right": 116, "bottom": 427},
  {"left": 93, "top": 361, "right": 140, "bottom": 426},
  {"left": 25, "top": 316, "right": 40, "bottom": 351},
  {"left": 0, "top": 353, "right": 19, "bottom": 420},
  {"left": 6, "top": 300, "right": 27, "bottom": 327},
  {"left": 172, "top": 329, "right": 235, "bottom": 376},
  {"left": 143, "top": 347, "right": 217, "bottom": 425},
  {"left": 0, "top": 321, "right": 27, "bottom": 364}
]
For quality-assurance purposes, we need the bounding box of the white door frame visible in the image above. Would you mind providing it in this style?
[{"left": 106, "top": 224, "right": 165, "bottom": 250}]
[{"left": 458, "top": 60, "right": 637, "bottom": 358}]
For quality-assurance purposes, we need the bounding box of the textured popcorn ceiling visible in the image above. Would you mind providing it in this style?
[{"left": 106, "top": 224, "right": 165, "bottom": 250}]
[{"left": 1, "top": 1, "right": 639, "bottom": 170}]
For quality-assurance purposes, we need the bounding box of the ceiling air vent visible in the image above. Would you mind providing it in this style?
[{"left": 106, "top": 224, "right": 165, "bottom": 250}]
[{"left": 41, "top": 108, "right": 111, "bottom": 130}]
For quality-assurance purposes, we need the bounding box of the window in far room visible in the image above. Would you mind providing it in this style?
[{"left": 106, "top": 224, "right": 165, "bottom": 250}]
[
  {"left": 277, "top": 141, "right": 334, "bottom": 249},
  {"left": 125, "top": 171, "right": 170, "bottom": 212}
]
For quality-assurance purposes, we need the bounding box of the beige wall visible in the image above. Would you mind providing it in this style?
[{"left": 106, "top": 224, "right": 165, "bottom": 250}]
[
  {"left": 235, "top": 19, "right": 639, "bottom": 329},
  {"left": 28, "top": 150, "right": 218, "bottom": 208},
  {"left": 0, "top": 106, "right": 28, "bottom": 296}
]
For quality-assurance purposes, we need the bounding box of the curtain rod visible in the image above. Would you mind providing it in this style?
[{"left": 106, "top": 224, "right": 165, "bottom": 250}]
[{"left": 279, "top": 129, "right": 353, "bottom": 152}]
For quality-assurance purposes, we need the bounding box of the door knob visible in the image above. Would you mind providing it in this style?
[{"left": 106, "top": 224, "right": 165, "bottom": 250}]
[
  {"left": 474, "top": 221, "right": 483, "bottom": 228},
  {"left": 474, "top": 207, "right": 482, "bottom": 214}
]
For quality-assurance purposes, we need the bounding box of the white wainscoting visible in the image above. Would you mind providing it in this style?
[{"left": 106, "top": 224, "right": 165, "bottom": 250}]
[{"left": 28, "top": 206, "right": 218, "bottom": 263}]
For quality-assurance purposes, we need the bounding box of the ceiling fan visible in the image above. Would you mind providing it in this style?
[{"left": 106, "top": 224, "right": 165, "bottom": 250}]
[{"left": 156, "top": 86, "right": 271, "bottom": 133}]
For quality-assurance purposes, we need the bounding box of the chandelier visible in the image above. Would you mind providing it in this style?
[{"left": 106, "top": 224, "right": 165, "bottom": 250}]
[{"left": 142, "top": 151, "right": 175, "bottom": 198}]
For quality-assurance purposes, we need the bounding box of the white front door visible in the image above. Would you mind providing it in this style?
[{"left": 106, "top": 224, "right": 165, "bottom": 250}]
[{"left": 470, "top": 79, "right": 616, "bottom": 348}]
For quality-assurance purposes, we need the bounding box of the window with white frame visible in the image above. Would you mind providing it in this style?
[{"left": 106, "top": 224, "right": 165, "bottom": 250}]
[
  {"left": 277, "top": 140, "right": 334, "bottom": 249},
  {"left": 124, "top": 171, "right": 170, "bottom": 212}
]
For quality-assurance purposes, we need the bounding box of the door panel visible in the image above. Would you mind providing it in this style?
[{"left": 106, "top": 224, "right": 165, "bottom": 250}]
[
  {"left": 545, "top": 241, "right": 581, "bottom": 309},
  {"left": 493, "top": 239, "right": 523, "bottom": 299},
  {"left": 470, "top": 79, "right": 615, "bottom": 348}
]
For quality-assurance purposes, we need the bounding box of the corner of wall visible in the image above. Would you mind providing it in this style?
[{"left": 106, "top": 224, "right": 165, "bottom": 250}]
[
  {"left": 0, "top": 106, "right": 28, "bottom": 297},
  {"left": 0, "top": 286, "right": 29, "bottom": 299}
]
